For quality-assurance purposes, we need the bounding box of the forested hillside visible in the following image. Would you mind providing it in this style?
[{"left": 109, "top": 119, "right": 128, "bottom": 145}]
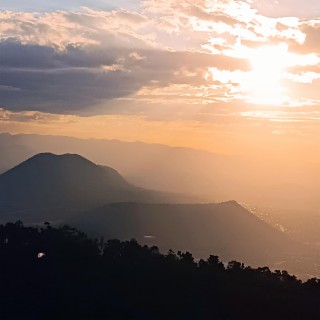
[{"left": 1, "top": 222, "right": 319, "bottom": 320}]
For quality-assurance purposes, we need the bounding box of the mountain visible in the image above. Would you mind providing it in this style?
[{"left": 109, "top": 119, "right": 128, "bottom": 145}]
[
  {"left": 0, "top": 153, "right": 192, "bottom": 222},
  {"left": 1, "top": 133, "right": 319, "bottom": 213},
  {"left": 0, "top": 150, "right": 313, "bottom": 276},
  {"left": 3, "top": 133, "right": 320, "bottom": 248},
  {"left": 0, "top": 133, "right": 232, "bottom": 200},
  {"left": 68, "top": 201, "right": 300, "bottom": 267}
]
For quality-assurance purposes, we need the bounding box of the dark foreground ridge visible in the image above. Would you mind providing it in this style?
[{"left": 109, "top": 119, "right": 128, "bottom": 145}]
[{"left": 1, "top": 222, "right": 320, "bottom": 320}]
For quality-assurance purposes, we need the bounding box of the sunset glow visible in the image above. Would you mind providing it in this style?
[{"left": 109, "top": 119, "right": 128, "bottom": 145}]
[
  {"left": 3, "top": 1, "right": 320, "bottom": 307},
  {"left": 0, "top": 0, "right": 319, "bottom": 154}
]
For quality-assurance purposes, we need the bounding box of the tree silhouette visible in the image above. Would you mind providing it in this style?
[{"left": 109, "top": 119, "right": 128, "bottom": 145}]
[{"left": 0, "top": 222, "right": 320, "bottom": 319}]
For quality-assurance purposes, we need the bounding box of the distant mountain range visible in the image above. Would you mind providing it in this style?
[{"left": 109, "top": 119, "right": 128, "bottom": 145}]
[
  {"left": 0, "top": 153, "right": 193, "bottom": 222},
  {"left": 0, "top": 133, "right": 319, "bottom": 213}
]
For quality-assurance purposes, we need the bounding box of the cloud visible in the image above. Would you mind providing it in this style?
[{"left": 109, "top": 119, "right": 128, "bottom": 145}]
[
  {"left": 250, "top": 0, "right": 320, "bottom": 19},
  {"left": 0, "top": 40, "right": 143, "bottom": 113},
  {"left": 0, "top": 37, "right": 250, "bottom": 114},
  {"left": 288, "top": 20, "right": 320, "bottom": 55},
  {"left": 0, "top": 1, "right": 319, "bottom": 117}
]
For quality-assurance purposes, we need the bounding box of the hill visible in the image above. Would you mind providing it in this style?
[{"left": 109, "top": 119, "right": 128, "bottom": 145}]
[
  {"left": 68, "top": 201, "right": 299, "bottom": 267},
  {"left": 0, "top": 153, "right": 191, "bottom": 222}
]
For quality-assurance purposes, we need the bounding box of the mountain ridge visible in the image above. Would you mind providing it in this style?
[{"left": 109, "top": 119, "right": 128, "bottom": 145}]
[
  {"left": 68, "top": 201, "right": 299, "bottom": 267},
  {"left": 2, "top": 132, "right": 318, "bottom": 214},
  {"left": 0, "top": 150, "right": 311, "bottom": 277},
  {"left": 0, "top": 152, "right": 194, "bottom": 222}
]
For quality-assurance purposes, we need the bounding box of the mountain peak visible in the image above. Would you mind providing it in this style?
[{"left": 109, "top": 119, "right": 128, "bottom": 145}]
[
  {"left": 0, "top": 153, "right": 134, "bottom": 219},
  {"left": 1, "top": 152, "right": 97, "bottom": 175},
  {"left": 0, "top": 152, "right": 183, "bottom": 222},
  {"left": 27, "top": 152, "right": 94, "bottom": 163},
  {"left": 222, "top": 200, "right": 241, "bottom": 207}
]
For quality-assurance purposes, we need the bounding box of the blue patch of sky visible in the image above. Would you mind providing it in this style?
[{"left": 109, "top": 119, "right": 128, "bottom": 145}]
[{"left": 0, "top": 0, "right": 141, "bottom": 12}]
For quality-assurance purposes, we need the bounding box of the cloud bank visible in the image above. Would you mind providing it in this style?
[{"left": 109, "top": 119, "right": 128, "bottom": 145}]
[{"left": 0, "top": 1, "right": 319, "bottom": 117}]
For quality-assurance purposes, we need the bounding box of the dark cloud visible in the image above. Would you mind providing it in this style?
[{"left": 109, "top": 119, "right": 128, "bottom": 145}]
[
  {"left": 0, "top": 38, "right": 249, "bottom": 114},
  {"left": 0, "top": 39, "right": 115, "bottom": 69},
  {"left": 0, "top": 40, "right": 141, "bottom": 113}
]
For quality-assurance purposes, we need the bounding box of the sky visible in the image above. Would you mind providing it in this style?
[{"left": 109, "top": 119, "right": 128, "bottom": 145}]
[{"left": 1, "top": 0, "right": 320, "bottom": 160}]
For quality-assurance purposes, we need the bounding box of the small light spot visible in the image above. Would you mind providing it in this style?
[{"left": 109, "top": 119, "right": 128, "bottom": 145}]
[{"left": 37, "top": 252, "right": 46, "bottom": 259}]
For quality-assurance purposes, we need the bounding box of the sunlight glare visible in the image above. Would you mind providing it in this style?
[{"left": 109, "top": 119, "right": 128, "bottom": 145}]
[{"left": 243, "top": 44, "right": 289, "bottom": 105}]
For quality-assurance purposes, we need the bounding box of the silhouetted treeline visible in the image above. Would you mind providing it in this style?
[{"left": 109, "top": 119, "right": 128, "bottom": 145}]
[{"left": 1, "top": 222, "right": 320, "bottom": 319}]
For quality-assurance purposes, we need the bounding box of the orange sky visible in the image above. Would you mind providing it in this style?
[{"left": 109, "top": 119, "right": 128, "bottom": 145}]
[{"left": 1, "top": 0, "right": 320, "bottom": 162}]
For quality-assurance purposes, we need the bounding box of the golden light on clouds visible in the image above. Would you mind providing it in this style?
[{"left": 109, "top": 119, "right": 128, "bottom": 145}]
[{"left": 215, "top": 43, "right": 320, "bottom": 106}]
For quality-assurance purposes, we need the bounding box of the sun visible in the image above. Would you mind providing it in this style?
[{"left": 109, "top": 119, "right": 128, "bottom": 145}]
[{"left": 242, "top": 44, "right": 289, "bottom": 105}]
